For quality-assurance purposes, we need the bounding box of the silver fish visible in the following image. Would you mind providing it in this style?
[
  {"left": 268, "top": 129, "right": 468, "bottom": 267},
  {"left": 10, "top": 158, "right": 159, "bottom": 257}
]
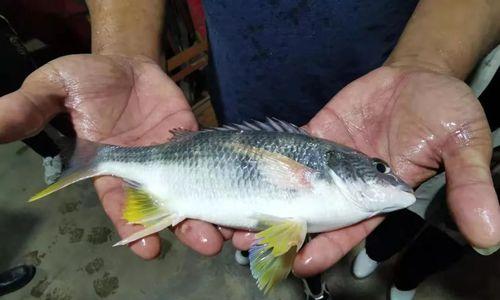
[{"left": 30, "top": 118, "right": 415, "bottom": 292}]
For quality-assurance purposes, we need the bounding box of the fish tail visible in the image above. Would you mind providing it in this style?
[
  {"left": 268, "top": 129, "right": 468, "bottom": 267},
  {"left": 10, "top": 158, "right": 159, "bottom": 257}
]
[{"left": 29, "top": 138, "right": 104, "bottom": 202}]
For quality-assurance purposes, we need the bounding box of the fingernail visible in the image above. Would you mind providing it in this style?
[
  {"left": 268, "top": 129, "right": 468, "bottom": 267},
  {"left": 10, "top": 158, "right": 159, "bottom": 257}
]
[
  {"left": 473, "top": 245, "right": 500, "bottom": 256},
  {"left": 179, "top": 223, "right": 191, "bottom": 235}
]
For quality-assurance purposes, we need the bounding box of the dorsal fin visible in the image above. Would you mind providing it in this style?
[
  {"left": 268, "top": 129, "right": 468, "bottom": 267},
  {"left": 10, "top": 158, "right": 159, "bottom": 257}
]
[
  {"left": 168, "top": 128, "right": 197, "bottom": 142},
  {"left": 206, "top": 118, "right": 309, "bottom": 135},
  {"left": 170, "top": 128, "right": 193, "bottom": 137}
]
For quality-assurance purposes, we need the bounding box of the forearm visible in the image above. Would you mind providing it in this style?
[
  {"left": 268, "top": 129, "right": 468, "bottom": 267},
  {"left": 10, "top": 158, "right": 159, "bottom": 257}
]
[
  {"left": 86, "top": 0, "right": 165, "bottom": 63},
  {"left": 385, "top": 0, "right": 500, "bottom": 80}
]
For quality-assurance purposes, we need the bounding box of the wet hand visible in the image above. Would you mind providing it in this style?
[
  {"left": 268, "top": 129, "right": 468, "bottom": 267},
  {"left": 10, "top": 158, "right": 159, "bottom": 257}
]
[
  {"left": 233, "top": 65, "right": 499, "bottom": 277},
  {"left": 296, "top": 66, "right": 499, "bottom": 276},
  {"left": 0, "top": 54, "right": 227, "bottom": 259}
]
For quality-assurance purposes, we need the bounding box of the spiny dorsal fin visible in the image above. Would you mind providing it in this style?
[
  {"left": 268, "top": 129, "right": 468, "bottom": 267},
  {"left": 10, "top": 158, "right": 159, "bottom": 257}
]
[
  {"left": 170, "top": 128, "right": 193, "bottom": 137},
  {"left": 206, "top": 118, "right": 309, "bottom": 135},
  {"left": 168, "top": 128, "right": 197, "bottom": 143}
]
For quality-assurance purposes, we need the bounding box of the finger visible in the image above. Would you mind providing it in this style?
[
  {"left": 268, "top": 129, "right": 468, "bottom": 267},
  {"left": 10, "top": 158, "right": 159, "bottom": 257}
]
[
  {"left": 293, "top": 217, "right": 383, "bottom": 278},
  {"left": 232, "top": 231, "right": 257, "bottom": 250},
  {"left": 94, "top": 176, "right": 161, "bottom": 259},
  {"left": 443, "top": 139, "right": 500, "bottom": 249},
  {"left": 216, "top": 225, "right": 234, "bottom": 241},
  {"left": 0, "top": 66, "right": 66, "bottom": 143},
  {"left": 174, "top": 220, "right": 224, "bottom": 256}
]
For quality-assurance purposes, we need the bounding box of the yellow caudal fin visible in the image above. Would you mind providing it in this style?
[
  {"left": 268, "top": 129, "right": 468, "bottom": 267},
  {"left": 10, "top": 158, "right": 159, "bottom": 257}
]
[
  {"left": 113, "top": 187, "right": 180, "bottom": 247},
  {"left": 249, "top": 219, "right": 307, "bottom": 293},
  {"left": 29, "top": 138, "right": 104, "bottom": 202},
  {"left": 29, "top": 168, "right": 101, "bottom": 202}
]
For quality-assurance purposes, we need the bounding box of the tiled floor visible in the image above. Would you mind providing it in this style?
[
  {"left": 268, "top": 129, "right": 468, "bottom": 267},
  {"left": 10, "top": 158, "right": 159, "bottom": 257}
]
[{"left": 1, "top": 141, "right": 499, "bottom": 300}]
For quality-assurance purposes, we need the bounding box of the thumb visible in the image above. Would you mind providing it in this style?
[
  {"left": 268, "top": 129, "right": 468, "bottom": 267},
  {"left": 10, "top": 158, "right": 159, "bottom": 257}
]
[
  {"left": 444, "top": 133, "right": 500, "bottom": 251},
  {"left": 0, "top": 65, "right": 66, "bottom": 143}
]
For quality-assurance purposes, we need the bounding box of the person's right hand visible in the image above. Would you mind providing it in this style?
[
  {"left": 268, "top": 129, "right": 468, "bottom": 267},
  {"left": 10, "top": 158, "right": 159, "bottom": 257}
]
[{"left": 0, "top": 54, "right": 230, "bottom": 259}]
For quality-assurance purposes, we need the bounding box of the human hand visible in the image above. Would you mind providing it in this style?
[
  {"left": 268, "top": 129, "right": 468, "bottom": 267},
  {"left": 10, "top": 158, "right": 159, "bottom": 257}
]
[
  {"left": 0, "top": 54, "right": 229, "bottom": 259},
  {"left": 233, "top": 65, "right": 499, "bottom": 277}
]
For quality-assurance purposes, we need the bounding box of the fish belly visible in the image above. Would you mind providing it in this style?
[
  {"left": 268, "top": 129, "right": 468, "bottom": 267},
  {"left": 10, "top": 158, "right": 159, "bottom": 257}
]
[{"left": 97, "top": 162, "right": 369, "bottom": 233}]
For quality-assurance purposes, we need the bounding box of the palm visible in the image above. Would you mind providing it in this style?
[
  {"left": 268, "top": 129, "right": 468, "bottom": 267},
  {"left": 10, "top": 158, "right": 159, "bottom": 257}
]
[
  {"left": 46, "top": 55, "right": 202, "bottom": 258},
  {"left": 47, "top": 55, "right": 197, "bottom": 143},
  {"left": 307, "top": 66, "right": 490, "bottom": 185},
  {"left": 1, "top": 54, "right": 225, "bottom": 259},
  {"left": 291, "top": 66, "right": 498, "bottom": 276}
]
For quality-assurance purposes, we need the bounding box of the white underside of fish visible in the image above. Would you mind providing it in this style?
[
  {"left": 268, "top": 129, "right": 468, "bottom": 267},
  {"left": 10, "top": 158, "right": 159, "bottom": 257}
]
[{"left": 98, "top": 161, "right": 372, "bottom": 233}]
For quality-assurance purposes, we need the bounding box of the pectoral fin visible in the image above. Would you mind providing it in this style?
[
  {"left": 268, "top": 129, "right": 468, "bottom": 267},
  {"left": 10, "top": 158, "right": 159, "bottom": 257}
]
[
  {"left": 228, "top": 143, "right": 317, "bottom": 189},
  {"left": 249, "top": 219, "right": 307, "bottom": 293}
]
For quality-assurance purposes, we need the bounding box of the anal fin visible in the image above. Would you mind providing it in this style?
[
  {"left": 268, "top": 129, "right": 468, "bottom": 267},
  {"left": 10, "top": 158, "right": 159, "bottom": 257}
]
[
  {"left": 113, "top": 215, "right": 175, "bottom": 247},
  {"left": 249, "top": 219, "right": 307, "bottom": 293}
]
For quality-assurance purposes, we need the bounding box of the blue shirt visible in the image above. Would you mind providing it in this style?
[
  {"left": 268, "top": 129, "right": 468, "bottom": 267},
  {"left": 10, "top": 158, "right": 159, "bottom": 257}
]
[{"left": 203, "top": 0, "right": 418, "bottom": 125}]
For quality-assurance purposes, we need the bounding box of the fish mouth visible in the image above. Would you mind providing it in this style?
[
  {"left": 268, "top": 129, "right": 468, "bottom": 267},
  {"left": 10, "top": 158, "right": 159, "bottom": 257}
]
[
  {"left": 397, "top": 183, "right": 414, "bottom": 194},
  {"left": 400, "top": 190, "right": 417, "bottom": 206},
  {"left": 380, "top": 190, "right": 416, "bottom": 213}
]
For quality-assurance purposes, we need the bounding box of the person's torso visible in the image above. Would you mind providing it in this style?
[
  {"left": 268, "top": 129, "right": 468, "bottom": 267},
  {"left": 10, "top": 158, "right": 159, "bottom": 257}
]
[{"left": 203, "top": 0, "right": 418, "bottom": 124}]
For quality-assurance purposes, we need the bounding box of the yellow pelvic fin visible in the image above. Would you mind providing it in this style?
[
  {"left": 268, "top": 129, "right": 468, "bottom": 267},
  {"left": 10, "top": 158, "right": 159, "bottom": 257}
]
[
  {"left": 29, "top": 169, "right": 99, "bottom": 202},
  {"left": 249, "top": 219, "right": 307, "bottom": 293},
  {"left": 123, "top": 187, "right": 167, "bottom": 225},
  {"left": 114, "top": 187, "right": 177, "bottom": 246}
]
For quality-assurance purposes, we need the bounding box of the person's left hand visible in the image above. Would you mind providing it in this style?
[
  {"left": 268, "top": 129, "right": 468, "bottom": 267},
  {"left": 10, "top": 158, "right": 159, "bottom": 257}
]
[{"left": 233, "top": 65, "right": 500, "bottom": 277}]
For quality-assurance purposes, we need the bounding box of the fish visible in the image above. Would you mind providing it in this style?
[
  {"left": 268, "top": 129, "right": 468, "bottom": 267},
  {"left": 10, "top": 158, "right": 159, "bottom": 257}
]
[{"left": 29, "top": 118, "right": 415, "bottom": 293}]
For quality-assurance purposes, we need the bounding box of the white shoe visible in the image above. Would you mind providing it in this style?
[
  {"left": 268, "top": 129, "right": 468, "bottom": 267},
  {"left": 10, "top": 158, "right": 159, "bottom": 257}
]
[
  {"left": 389, "top": 285, "right": 416, "bottom": 300},
  {"left": 234, "top": 250, "right": 249, "bottom": 266},
  {"left": 302, "top": 280, "right": 331, "bottom": 300},
  {"left": 352, "top": 248, "right": 379, "bottom": 279},
  {"left": 43, "top": 155, "right": 62, "bottom": 185}
]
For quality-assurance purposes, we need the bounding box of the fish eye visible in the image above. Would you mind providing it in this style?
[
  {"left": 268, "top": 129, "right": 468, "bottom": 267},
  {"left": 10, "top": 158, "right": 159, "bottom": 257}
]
[{"left": 373, "top": 159, "right": 391, "bottom": 174}]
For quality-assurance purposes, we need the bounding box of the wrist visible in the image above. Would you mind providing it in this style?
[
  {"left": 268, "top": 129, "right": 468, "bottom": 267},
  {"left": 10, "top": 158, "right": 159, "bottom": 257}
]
[
  {"left": 384, "top": 54, "right": 457, "bottom": 78},
  {"left": 87, "top": 0, "right": 165, "bottom": 64},
  {"left": 92, "top": 42, "right": 164, "bottom": 66},
  {"left": 382, "top": 0, "right": 500, "bottom": 81}
]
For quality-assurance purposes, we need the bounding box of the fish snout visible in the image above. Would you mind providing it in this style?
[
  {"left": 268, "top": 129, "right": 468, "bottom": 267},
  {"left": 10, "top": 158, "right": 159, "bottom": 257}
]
[{"left": 397, "top": 182, "right": 414, "bottom": 194}]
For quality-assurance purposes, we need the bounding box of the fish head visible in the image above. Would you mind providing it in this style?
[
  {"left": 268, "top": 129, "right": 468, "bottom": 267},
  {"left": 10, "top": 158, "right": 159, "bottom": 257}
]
[{"left": 326, "top": 148, "right": 416, "bottom": 214}]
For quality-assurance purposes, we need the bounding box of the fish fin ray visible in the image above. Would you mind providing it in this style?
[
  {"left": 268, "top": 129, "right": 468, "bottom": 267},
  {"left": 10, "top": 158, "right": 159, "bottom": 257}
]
[
  {"left": 113, "top": 215, "right": 175, "bottom": 246},
  {"left": 123, "top": 179, "right": 142, "bottom": 189},
  {"left": 122, "top": 187, "right": 168, "bottom": 225},
  {"left": 29, "top": 168, "right": 101, "bottom": 202},
  {"left": 170, "top": 128, "right": 194, "bottom": 137},
  {"left": 228, "top": 143, "right": 317, "bottom": 189},
  {"left": 116, "top": 187, "right": 175, "bottom": 246},
  {"left": 249, "top": 219, "right": 307, "bottom": 293},
  {"left": 29, "top": 138, "right": 105, "bottom": 201},
  {"left": 205, "top": 118, "right": 309, "bottom": 135}
]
